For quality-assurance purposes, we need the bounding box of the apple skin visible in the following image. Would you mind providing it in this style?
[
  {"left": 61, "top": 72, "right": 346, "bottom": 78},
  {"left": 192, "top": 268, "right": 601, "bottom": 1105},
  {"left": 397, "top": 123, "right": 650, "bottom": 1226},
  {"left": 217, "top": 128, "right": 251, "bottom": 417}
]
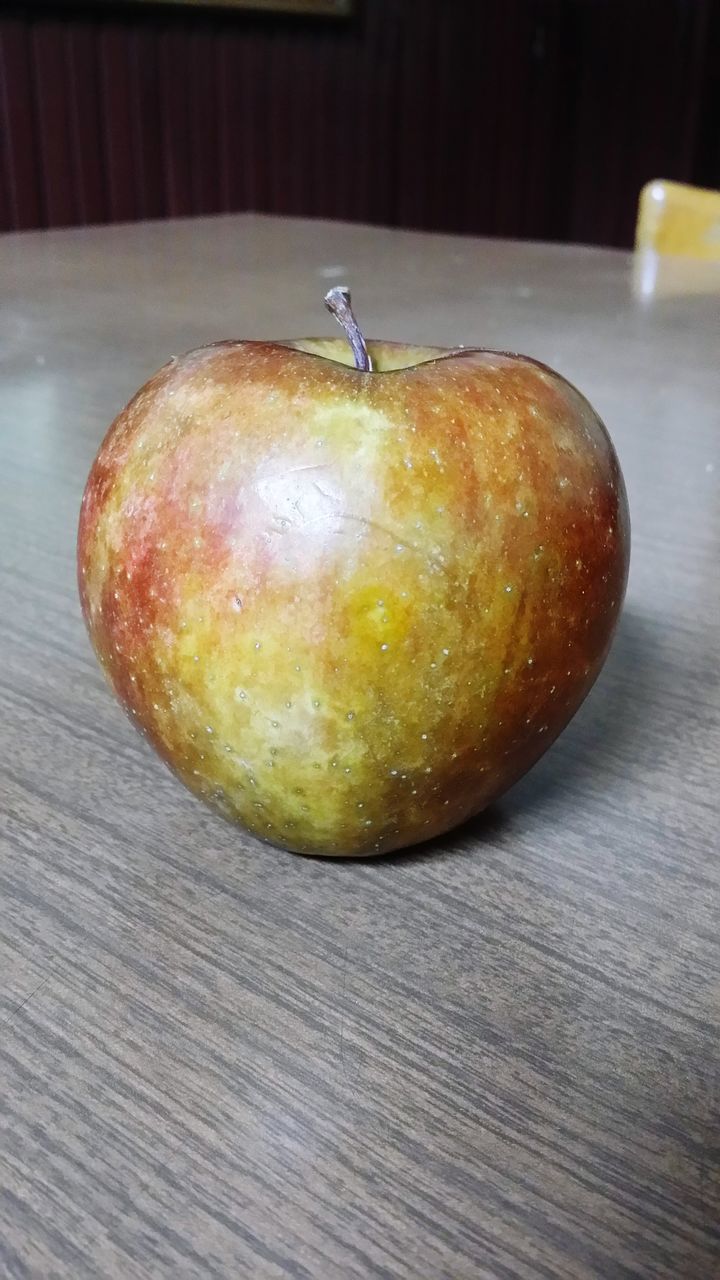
[{"left": 78, "top": 338, "right": 629, "bottom": 857}]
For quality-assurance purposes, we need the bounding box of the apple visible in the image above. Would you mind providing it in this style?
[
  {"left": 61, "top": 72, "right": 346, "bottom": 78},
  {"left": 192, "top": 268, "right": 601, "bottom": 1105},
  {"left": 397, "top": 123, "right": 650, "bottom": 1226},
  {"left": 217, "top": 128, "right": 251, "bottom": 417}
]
[{"left": 78, "top": 288, "right": 629, "bottom": 857}]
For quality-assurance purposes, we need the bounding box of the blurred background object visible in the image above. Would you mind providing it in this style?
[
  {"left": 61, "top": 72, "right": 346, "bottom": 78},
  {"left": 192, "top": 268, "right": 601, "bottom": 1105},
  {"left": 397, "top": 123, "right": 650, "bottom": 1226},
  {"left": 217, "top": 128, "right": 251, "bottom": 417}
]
[
  {"left": 1, "top": 0, "right": 719, "bottom": 246},
  {"left": 636, "top": 179, "right": 720, "bottom": 258}
]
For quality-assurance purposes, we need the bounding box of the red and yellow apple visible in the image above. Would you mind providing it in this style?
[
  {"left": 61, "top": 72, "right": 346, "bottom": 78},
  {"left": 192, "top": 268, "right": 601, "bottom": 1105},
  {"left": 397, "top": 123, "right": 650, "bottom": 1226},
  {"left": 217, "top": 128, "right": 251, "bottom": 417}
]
[{"left": 78, "top": 294, "right": 629, "bottom": 857}]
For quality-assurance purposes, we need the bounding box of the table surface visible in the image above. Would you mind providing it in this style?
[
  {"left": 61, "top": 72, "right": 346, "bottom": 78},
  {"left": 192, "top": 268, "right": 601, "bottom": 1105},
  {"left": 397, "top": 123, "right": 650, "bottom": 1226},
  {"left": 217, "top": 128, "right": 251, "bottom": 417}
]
[{"left": 1, "top": 214, "right": 719, "bottom": 1280}]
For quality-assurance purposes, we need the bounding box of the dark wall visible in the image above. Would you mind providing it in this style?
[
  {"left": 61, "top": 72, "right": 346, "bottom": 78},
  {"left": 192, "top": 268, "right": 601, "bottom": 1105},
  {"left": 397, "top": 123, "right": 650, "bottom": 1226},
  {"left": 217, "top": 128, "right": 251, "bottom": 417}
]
[{"left": 0, "top": 0, "right": 716, "bottom": 245}]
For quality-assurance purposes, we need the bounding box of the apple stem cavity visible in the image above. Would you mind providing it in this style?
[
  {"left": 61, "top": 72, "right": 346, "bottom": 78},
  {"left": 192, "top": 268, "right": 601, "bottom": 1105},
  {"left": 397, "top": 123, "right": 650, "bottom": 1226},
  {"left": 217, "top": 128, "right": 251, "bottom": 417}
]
[{"left": 324, "top": 287, "right": 373, "bottom": 373}]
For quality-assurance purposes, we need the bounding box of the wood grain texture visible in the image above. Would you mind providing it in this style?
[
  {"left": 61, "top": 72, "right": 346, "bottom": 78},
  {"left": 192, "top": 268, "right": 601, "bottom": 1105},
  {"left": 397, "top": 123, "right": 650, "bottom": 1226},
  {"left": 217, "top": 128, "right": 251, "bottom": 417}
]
[{"left": 1, "top": 214, "right": 719, "bottom": 1278}]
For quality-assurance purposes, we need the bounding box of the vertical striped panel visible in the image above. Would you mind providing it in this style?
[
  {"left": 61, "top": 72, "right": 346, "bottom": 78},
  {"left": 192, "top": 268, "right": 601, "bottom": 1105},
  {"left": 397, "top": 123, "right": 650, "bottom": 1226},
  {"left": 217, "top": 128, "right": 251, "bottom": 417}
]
[
  {"left": 99, "top": 24, "right": 137, "bottom": 222},
  {"left": 128, "top": 26, "right": 165, "bottom": 221},
  {"left": 0, "top": 1, "right": 714, "bottom": 246},
  {"left": 66, "top": 20, "right": 108, "bottom": 225},
  {"left": 32, "top": 18, "right": 79, "bottom": 226}
]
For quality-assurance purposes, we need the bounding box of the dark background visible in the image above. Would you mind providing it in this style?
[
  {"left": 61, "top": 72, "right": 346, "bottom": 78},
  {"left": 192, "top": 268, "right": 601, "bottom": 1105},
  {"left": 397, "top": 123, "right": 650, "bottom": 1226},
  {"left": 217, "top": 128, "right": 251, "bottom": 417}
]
[{"left": 1, "top": 0, "right": 719, "bottom": 246}]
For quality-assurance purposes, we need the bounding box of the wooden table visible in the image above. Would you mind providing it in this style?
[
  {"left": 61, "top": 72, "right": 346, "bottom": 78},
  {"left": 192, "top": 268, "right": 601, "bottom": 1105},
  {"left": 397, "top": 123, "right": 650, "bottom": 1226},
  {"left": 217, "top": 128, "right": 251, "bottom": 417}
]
[{"left": 1, "top": 215, "right": 719, "bottom": 1279}]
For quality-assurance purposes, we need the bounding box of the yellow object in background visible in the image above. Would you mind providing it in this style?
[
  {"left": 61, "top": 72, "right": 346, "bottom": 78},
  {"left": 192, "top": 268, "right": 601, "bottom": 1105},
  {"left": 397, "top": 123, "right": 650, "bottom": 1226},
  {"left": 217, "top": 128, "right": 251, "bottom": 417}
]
[{"left": 636, "top": 179, "right": 720, "bottom": 259}]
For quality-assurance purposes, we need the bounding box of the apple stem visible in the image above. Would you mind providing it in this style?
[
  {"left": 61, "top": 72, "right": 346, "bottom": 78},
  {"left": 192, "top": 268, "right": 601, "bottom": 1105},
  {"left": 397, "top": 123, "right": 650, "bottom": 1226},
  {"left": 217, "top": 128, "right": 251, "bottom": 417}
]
[{"left": 324, "top": 287, "right": 373, "bottom": 372}]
